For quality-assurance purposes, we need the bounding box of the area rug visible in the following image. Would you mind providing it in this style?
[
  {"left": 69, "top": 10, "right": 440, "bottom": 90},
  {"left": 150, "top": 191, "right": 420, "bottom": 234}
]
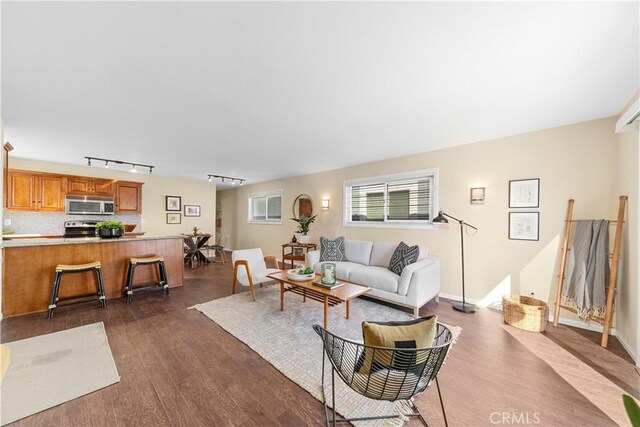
[
  {"left": 0, "top": 322, "right": 120, "bottom": 426},
  {"left": 192, "top": 286, "right": 460, "bottom": 426}
]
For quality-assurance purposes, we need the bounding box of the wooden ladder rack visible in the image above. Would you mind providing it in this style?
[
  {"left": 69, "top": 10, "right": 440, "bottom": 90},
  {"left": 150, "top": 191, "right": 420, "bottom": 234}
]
[{"left": 552, "top": 196, "right": 627, "bottom": 348}]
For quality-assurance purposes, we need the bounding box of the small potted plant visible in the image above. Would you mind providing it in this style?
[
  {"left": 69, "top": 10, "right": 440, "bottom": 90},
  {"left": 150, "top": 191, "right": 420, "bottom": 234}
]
[
  {"left": 96, "top": 221, "right": 124, "bottom": 239},
  {"left": 291, "top": 215, "right": 317, "bottom": 244}
]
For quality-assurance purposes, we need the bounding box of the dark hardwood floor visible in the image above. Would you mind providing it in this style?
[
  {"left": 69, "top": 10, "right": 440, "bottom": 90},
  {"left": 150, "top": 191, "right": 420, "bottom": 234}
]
[{"left": 1, "top": 256, "right": 638, "bottom": 426}]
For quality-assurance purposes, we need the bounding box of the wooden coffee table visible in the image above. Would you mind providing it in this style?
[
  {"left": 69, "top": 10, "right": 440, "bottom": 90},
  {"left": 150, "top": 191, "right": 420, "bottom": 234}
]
[{"left": 267, "top": 271, "right": 371, "bottom": 329}]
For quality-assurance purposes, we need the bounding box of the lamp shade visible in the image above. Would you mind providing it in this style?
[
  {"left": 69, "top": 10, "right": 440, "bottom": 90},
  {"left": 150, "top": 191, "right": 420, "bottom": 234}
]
[{"left": 432, "top": 211, "right": 449, "bottom": 223}]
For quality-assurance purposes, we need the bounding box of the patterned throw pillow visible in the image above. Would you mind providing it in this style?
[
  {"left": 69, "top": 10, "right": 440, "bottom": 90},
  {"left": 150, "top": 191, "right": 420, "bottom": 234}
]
[
  {"left": 388, "top": 241, "right": 419, "bottom": 275},
  {"left": 320, "top": 236, "right": 347, "bottom": 262}
]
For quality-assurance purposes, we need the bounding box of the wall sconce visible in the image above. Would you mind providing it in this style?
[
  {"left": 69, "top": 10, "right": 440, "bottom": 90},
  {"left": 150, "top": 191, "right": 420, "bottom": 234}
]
[
  {"left": 470, "top": 187, "right": 485, "bottom": 205},
  {"left": 322, "top": 198, "right": 330, "bottom": 210}
]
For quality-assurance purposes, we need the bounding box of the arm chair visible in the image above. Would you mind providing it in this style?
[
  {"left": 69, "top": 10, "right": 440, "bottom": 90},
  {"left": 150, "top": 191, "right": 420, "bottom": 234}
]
[
  {"left": 312, "top": 323, "right": 452, "bottom": 427},
  {"left": 231, "top": 248, "right": 280, "bottom": 301}
]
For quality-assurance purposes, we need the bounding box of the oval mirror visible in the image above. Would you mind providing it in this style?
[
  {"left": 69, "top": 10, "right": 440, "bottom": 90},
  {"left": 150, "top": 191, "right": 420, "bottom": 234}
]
[{"left": 293, "top": 194, "right": 313, "bottom": 219}]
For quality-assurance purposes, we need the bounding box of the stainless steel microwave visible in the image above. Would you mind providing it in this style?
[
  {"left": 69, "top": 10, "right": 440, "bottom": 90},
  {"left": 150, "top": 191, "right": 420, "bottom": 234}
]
[{"left": 65, "top": 195, "right": 115, "bottom": 215}]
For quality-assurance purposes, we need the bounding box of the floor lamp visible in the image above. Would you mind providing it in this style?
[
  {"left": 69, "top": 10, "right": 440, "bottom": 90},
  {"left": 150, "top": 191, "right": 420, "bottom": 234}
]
[{"left": 432, "top": 210, "right": 477, "bottom": 314}]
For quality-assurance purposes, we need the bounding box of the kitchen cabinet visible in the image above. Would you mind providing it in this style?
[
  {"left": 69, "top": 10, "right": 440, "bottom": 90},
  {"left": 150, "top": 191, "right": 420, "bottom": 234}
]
[
  {"left": 67, "top": 177, "right": 114, "bottom": 196},
  {"left": 6, "top": 170, "right": 65, "bottom": 212},
  {"left": 116, "top": 181, "right": 143, "bottom": 213}
]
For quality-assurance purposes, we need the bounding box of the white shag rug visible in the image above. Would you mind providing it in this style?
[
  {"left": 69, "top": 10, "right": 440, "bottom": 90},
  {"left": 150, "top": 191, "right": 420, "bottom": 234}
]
[
  {"left": 192, "top": 286, "right": 460, "bottom": 426},
  {"left": 0, "top": 322, "right": 120, "bottom": 426}
]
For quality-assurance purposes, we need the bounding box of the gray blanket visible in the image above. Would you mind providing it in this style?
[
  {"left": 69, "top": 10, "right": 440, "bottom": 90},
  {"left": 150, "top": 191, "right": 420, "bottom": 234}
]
[{"left": 562, "top": 220, "right": 609, "bottom": 321}]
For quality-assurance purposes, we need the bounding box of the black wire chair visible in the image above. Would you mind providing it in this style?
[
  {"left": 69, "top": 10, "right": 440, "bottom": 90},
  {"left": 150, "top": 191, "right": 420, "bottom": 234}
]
[{"left": 312, "top": 323, "right": 452, "bottom": 427}]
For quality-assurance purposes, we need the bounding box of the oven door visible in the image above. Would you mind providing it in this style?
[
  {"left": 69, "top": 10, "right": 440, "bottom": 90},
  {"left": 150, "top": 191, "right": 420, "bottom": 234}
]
[{"left": 66, "top": 199, "right": 103, "bottom": 215}]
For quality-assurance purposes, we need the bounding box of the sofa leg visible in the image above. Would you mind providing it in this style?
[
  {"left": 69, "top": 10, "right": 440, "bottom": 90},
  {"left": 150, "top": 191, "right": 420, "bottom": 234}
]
[{"left": 413, "top": 307, "right": 419, "bottom": 318}]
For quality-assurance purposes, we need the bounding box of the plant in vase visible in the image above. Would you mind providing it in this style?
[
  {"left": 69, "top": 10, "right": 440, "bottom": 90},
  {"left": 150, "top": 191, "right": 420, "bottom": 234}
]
[
  {"left": 290, "top": 215, "right": 317, "bottom": 244},
  {"left": 192, "top": 226, "right": 200, "bottom": 236},
  {"left": 96, "top": 221, "right": 124, "bottom": 239}
]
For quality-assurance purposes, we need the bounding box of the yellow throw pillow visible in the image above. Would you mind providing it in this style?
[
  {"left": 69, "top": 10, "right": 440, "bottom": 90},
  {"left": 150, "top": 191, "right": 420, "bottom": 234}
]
[{"left": 360, "top": 315, "right": 438, "bottom": 375}]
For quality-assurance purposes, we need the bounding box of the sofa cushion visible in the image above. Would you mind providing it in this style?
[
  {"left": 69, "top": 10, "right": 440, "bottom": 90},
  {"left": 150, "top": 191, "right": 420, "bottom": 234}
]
[
  {"left": 344, "top": 240, "right": 373, "bottom": 266},
  {"left": 320, "top": 236, "right": 347, "bottom": 262},
  {"left": 370, "top": 242, "right": 398, "bottom": 267},
  {"left": 388, "top": 242, "right": 420, "bottom": 275},
  {"left": 349, "top": 266, "right": 400, "bottom": 293},
  {"left": 313, "top": 262, "right": 363, "bottom": 281}
]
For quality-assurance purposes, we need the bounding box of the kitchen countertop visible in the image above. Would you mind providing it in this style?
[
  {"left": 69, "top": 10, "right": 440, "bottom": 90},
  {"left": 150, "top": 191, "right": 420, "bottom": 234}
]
[{"left": 2, "top": 234, "right": 183, "bottom": 248}]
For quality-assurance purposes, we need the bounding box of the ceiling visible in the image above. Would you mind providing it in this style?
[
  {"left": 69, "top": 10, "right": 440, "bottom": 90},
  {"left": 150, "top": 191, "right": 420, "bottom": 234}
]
[{"left": 2, "top": 2, "right": 638, "bottom": 188}]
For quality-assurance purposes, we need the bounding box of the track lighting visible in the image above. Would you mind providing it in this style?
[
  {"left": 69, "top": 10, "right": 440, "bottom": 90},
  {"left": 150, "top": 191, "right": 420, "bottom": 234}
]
[
  {"left": 84, "top": 156, "right": 154, "bottom": 174},
  {"left": 206, "top": 174, "right": 246, "bottom": 185}
]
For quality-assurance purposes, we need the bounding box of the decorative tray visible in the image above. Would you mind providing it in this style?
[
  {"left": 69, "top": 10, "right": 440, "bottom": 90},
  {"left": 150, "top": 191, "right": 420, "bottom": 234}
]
[{"left": 286, "top": 270, "right": 315, "bottom": 281}]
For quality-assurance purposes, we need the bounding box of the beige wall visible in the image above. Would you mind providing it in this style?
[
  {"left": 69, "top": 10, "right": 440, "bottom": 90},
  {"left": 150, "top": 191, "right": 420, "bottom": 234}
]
[
  {"left": 8, "top": 158, "right": 217, "bottom": 236},
  {"left": 216, "top": 188, "right": 239, "bottom": 249},
  {"left": 222, "top": 117, "right": 621, "bottom": 316},
  {"left": 615, "top": 92, "right": 639, "bottom": 363}
]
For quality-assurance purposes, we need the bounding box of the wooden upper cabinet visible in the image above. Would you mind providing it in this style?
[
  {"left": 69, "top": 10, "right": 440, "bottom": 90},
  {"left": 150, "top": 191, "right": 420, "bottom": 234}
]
[
  {"left": 67, "top": 177, "right": 114, "bottom": 196},
  {"left": 6, "top": 170, "right": 65, "bottom": 212},
  {"left": 67, "top": 177, "right": 92, "bottom": 194},
  {"left": 116, "top": 181, "right": 143, "bottom": 213},
  {"left": 37, "top": 175, "right": 66, "bottom": 211},
  {"left": 7, "top": 170, "right": 37, "bottom": 210}
]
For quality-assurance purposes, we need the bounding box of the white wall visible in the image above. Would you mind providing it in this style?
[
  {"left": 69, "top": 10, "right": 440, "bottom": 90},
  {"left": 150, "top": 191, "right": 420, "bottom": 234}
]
[
  {"left": 8, "top": 157, "right": 217, "bottom": 236},
  {"left": 221, "top": 117, "right": 621, "bottom": 320},
  {"left": 615, "top": 92, "right": 639, "bottom": 364}
]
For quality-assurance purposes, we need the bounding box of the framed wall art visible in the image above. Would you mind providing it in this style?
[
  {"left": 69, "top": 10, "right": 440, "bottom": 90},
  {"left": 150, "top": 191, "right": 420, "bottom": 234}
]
[
  {"left": 509, "top": 212, "right": 539, "bottom": 241},
  {"left": 166, "top": 213, "right": 182, "bottom": 224},
  {"left": 184, "top": 205, "right": 201, "bottom": 217},
  {"left": 509, "top": 179, "right": 540, "bottom": 208},
  {"left": 166, "top": 196, "right": 181, "bottom": 211}
]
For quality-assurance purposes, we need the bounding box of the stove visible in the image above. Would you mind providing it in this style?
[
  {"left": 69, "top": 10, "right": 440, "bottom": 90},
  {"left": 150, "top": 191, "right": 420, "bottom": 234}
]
[{"left": 63, "top": 220, "right": 99, "bottom": 238}]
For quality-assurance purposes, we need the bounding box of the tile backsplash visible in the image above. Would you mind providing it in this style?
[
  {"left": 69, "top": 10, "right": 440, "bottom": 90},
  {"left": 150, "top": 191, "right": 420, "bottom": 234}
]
[{"left": 3, "top": 211, "right": 142, "bottom": 235}]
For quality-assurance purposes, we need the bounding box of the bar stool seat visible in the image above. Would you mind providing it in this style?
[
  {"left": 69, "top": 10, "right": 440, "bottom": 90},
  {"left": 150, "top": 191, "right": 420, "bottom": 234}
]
[
  {"left": 48, "top": 261, "right": 106, "bottom": 319},
  {"left": 125, "top": 256, "right": 169, "bottom": 303}
]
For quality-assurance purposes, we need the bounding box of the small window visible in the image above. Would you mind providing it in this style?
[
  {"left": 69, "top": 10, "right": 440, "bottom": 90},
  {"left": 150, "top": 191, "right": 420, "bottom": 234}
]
[
  {"left": 344, "top": 169, "right": 437, "bottom": 229},
  {"left": 248, "top": 191, "right": 283, "bottom": 224}
]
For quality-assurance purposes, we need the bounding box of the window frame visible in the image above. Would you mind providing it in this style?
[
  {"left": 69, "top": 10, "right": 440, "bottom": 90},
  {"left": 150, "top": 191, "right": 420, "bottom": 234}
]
[
  {"left": 247, "top": 190, "right": 283, "bottom": 224},
  {"left": 343, "top": 169, "right": 439, "bottom": 229}
]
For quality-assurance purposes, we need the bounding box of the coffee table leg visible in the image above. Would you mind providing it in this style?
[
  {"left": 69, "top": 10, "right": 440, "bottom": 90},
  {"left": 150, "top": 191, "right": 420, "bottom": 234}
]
[
  {"left": 280, "top": 281, "right": 284, "bottom": 311},
  {"left": 323, "top": 295, "right": 328, "bottom": 329},
  {"left": 303, "top": 289, "right": 306, "bottom": 303},
  {"left": 346, "top": 300, "right": 350, "bottom": 319}
]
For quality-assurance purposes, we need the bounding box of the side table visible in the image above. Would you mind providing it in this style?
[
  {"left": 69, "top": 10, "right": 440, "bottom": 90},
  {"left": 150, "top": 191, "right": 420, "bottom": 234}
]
[{"left": 281, "top": 242, "right": 318, "bottom": 269}]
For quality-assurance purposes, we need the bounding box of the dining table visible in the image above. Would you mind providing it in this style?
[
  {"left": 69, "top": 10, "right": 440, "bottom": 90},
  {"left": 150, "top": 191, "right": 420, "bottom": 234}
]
[{"left": 182, "top": 233, "right": 212, "bottom": 266}]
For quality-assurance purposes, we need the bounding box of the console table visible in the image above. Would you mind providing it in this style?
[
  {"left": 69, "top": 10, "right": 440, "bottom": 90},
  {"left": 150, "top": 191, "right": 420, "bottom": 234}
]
[{"left": 281, "top": 242, "right": 317, "bottom": 269}]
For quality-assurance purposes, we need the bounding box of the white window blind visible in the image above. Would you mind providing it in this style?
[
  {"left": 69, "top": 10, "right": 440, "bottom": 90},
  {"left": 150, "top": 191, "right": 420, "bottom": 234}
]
[
  {"left": 344, "top": 170, "right": 437, "bottom": 228},
  {"left": 248, "top": 191, "right": 283, "bottom": 223}
]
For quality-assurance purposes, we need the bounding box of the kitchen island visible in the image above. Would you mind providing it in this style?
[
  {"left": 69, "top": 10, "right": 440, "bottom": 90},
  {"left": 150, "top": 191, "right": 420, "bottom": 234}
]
[{"left": 2, "top": 235, "right": 184, "bottom": 317}]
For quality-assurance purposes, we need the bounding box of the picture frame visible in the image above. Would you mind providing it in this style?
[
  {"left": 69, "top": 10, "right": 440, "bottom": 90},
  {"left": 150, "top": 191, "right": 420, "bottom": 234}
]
[
  {"left": 509, "top": 212, "right": 539, "bottom": 241},
  {"left": 166, "top": 213, "right": 182, "bottom": 224},
  {"left": 509, "top": 179, "right": 540, "bottom": 208},
  {"left": 166, "top": 195, "right": 181, "bottom": 211},
  {"left": 292, "top": 247, "right": 304, "bottom": 256},
  {"left": 184, "top": 205, "right": 201, "bottom": 217}
]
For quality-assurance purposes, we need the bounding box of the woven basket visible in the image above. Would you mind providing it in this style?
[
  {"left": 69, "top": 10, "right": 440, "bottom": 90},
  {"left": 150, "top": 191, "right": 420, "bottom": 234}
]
[{"left": 502, "top": 294, "right": 549, "bottom": 332}]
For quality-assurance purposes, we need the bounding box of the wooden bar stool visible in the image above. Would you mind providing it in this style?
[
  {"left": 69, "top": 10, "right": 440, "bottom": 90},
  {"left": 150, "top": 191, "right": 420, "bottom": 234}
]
[
  {"left": 47, "top": 261, "right": 106, "bottom": 319},
  {"left": 124, "top": 256, "right": 169, "bottom": 304}
]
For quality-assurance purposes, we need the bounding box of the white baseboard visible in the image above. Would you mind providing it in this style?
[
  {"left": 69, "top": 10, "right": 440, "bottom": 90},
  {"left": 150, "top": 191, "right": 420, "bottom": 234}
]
[
  {"left": 615, "top": 331, "right": 638, "bottom": 363},
  {"left": 548, "top": 315, "right": 615, "bottom": 335},
  {"left": 438, "top": 292, "right": 480, "bottom": 305}
]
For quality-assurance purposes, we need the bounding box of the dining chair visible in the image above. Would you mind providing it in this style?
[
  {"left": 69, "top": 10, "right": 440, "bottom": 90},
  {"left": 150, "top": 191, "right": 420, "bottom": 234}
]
[
  {"left": 231, "top": 248, "right": 280, "bottom": 301},
  {"left": 210, "top": 233, "right": 229, "bottom": 264}
]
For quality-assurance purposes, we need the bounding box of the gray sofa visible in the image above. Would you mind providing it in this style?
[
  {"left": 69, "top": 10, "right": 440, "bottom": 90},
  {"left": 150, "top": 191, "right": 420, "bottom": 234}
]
[{"left": 305, "top": 239, "right": 440, "bottom": 316}]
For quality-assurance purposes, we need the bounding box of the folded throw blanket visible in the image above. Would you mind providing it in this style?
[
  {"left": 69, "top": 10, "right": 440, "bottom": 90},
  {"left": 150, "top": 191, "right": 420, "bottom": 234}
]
[{"left": 562, "top": 220, "right": 609, "bottom": 321}]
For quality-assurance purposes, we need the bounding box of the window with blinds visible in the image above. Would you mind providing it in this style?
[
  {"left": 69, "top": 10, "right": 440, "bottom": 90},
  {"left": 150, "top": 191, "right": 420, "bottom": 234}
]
[
  {"left": 344, "top": 170, "right": 436, "bottom": 228},
  {"left": 248, "top": 191, "right": 283, "bottom": 223}
]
